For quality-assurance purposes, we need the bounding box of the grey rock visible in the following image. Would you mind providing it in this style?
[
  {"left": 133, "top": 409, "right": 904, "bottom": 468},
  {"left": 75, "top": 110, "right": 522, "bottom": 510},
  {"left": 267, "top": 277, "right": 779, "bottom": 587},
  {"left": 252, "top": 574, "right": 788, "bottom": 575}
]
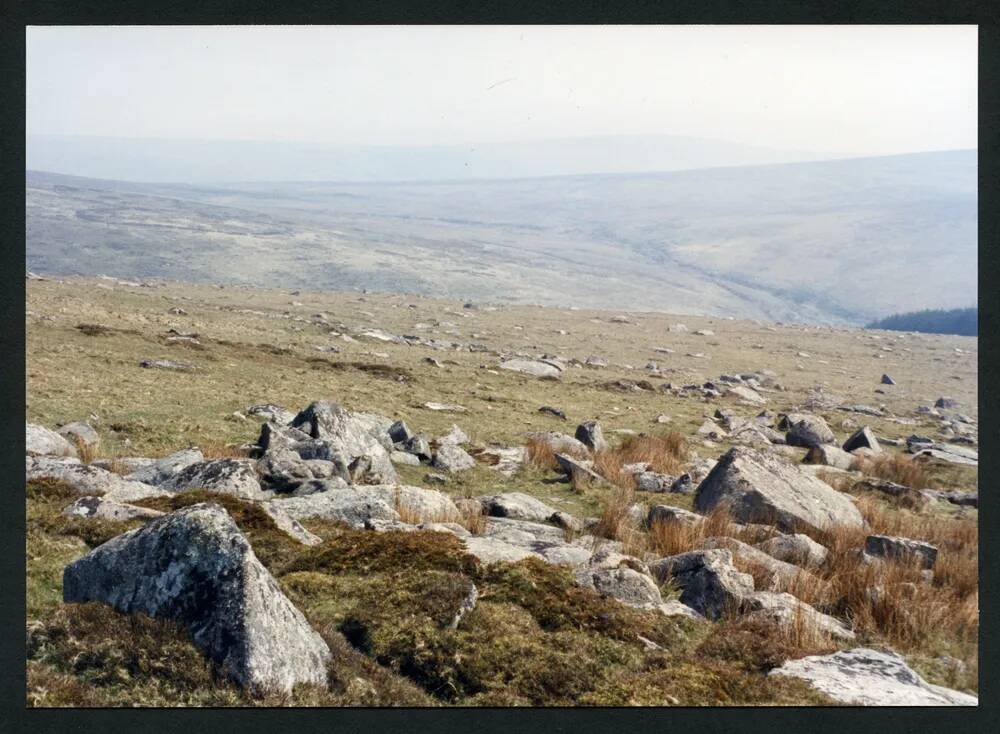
[
  {"left": 700, "top": 536, "right": 820, "bottom": 592},
  {"left": 62, "top": 504, "right": 330, "bottom": 693},
  {"left": 388, "top": 420, "right": 414, "bottom": 444},
  {"left": 439, "top": 424, "right": 471, "bottom": 446},
  {"left": 162, "top": 459, "right": 266, "bottom": 500},
  {"left": 647, "top": 504, "right": 702, "bottom": 528},
  {"left": 769, "top": 648, "right": 977, "bottom": 705},
  {"left": 139, "top": 359, "right": 196, "bottom": 371},
  {"left": 524, "top": 431, "right": 589, "bottom": 455},
  {"left": 424, "top": 472, "right": 449, "bottom": 484},
  {"left": 26, "top": 423, "right": 77, "bottom": 458},
  {"left": 271, "top": 484, "right": 457, "bottom": 527},
  {"left": 574, "top": 421, "right": 608, "bottom": 453},
  {"left": 575, "top": 567, "right": 663, "bottom": 608},
  {"left": 289, "top": 401, "right": 398, "bottom": 482},
  {"left": 785, "top": 414, "right": 836, "bottom": 448},
  {"left": 729, "top": 385, "right": 767, "bottom": 405},
  {"left": 449, "top": 582, "right": 479, "bottom": 629},
  {"left": 934, "top": 397, "right": 958, "bottom": 409},
  {"left": 57, "top": 422, "right": 100, "bottom": 450},
  {"left": 881, "top": 374, "right": 896, "bottom": 385},
  {"left": 256, "top": 422, "right": 313, "bottom": 455},
  {"left": 432, "top": 443, "right": 476, "bottom": 472},
  {"left": 843, "top": 426, "right": 882, "bottom": 454},
  {"left": 246, "top": 404, "right": 296, "bottom": 425},
  {"left": 257, "top": 501, "right": 322, "bottom": 545},
  {"left": 127, "top": 448, "right": 206, "bottom": 485},
  {"left": 539, "top": 406, "right": 567, "bottom": 420},
  {"left": 27, "top": 456, "right": 170, "bottom": 502},
  {"left": 401, "top": 434, "right": 433, "bottom": 462},
  {"left": 389, "top": 450, "right": 421, "bottom": 466},
  {"left": 62, "top": 495, "right": 165, "bottom": 522},
  {"left": 803, "top": 444, "right": 856, "bottom": 470},
  {"left": 743, "top": 592, "right": 855, "bottom": 641},
  {"left": 864, "top": 534, "right": 938, "bottom": 569},
  {"left": 554, "top": 452, "right": 605, "bottom": 485},
  {"left": 478, "top": 492, "right": 561, "bottom": 523},
  {"left": 462, "top": 536, "right": 544, "bottom": 563},
  {"left": 756, "top": 533, "right": 829, "bottom": 568},
  {"left": 669, "top": 474, "right": 695, "bottom": 494},
  {"left": 694, "top": 446, "right": 864, "bottom": 534},
  {"left": 499, "top": 359, "right": 562, "bottom": 379},
  {"left": 636, "top": 471, "right": 675, "bottom": 492},
  {"left": 649, "top": 549, "right": 755, "bottom": 620}
]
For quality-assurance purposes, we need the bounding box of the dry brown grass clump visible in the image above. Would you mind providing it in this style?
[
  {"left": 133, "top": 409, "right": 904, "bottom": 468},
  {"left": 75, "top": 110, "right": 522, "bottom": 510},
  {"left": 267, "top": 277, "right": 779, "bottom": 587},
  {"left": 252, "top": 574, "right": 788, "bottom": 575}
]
[
  {"left": 591, "top": 431, "right": 688, "bottom": 489},
  {"left": 790, "top": 496, "right": 979, "bottom": 672},
  {"left": 197, "top": 440, "right": 249, "bottom": 459},
  {"left": 646, "top": 505, "right": 740, "bottom": 558},
  {"left": 852, "top": 453, "right": 929, "bottom": 489},
  {"left": 524, "top": 436, "right": 588, "bottom": 472}
]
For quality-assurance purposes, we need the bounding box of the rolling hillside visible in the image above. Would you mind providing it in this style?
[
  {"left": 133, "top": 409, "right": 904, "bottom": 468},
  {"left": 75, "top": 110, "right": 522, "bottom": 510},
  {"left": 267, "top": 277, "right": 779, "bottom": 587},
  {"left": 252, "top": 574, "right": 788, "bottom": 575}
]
[{"left": 26, "top": 150, "right": 976, "bottom": 324}]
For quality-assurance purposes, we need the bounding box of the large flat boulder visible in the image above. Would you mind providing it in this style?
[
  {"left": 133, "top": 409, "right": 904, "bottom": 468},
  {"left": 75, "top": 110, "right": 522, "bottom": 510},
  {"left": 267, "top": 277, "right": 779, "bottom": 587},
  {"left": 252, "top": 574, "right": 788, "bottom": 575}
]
[
  {"left": 694, "top": 446, "right": 864, "bottom": 534},
  {"left": 26, "top": 423, "right": 77, "bottom": 458},
  {"left": 499, "top": 359, "right": 562, "bottom": 379},
  {"left": 62, "top": 504, "right": 330, "bottom": 694},
  {"left": 161, "top": 459, "right": 266, "bottom": 500},
  {"left": 126, "top": 448, "right": 205, "bottom": 485},
  {"left": 62, "top": 496, "right": 165, "bottom": 522},
  {"left": 477, "top": 492, "right": 561, "bottom": 523},
  {"left": 289, "top": 401, "right": 398, "bottom": 482},
  {"left": 27, "top": 456, "right": 170, "bottom": 502},
  {"left": 769, "top": 648, "right": 977, "bottom": 705},
  {"left": 271, "top": 484, "right": 458, "bottom": 527}
]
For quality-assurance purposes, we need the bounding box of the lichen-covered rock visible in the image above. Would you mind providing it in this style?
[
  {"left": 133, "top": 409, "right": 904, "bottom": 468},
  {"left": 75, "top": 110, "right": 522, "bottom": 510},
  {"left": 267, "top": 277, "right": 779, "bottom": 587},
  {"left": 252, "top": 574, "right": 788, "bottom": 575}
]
[
  {"left": 499, "top": 359, "right": 562, "bottom": 379},
  {"left": 574, "top": 421, "right": 607, "bottom": 452},
  {"left": 246, "top": 404, "right": 296, "bottom": 425},
  {"left": 389, "top": 450, "right": 421, "bottom": 466},
  {"left": 57, "top": 421, "right": 100, "bottom": 450},
  {"left": 574, "top": 567, "right": 663, "bottom": 608},
  {"left": 864, "top": 534, "right": 938, "bottom": 569},
  {"left": 648, "top": 549, "right": 755, "bottom": 620},
  {"left": 694, "top": 446, "right": 864, "bottom": 534},
  {"left": 843, "top": 426, "right": 881, "bottom": 454},
  {"left": 743, "top": 591, "right": 855, "bottom": 641},
  {"left": 635, "top": 471, "right": 674, "bottom": 492},
  {"left": 162, "top": 459, "right": 266, "bottom": 500},
  {"left": 439, "top": 424, "right": 471, "bottom": 446},
  {"left": 62, "top": 496, "right": 165, "bottom": 522},
  {"left": 257, "top": 501, "right": 322, "bottom": 545},
  {"left": 432, "top": 443, "right": 476, "bottom": 472},
  {"left": 27, "top": 456, "right": 170, "bottom": 502},
  {"left": 462, "top": 536, "right": 544, "bottom": 564},
  {"left": 756, "top": 533, "right": 829, "bottom": 568},
  {"left": 803, "top": 444, "right": 856, "bottom": 470},
  {"left": 524, "top": 431, "right": 589, "bottom": 455},
  {"left": 26, "top": 423, "right": 77, "bottom": 458},
  {"left": 127, "top": 448, "right": 205, "bottom": 485},
  {"left": 769, "top": 648, "right": 977, "bottom": 705},
  {"left": 289, "top": 401, "right": 398, "bottom": 483},
  {"left": 271, "top": 484, "right": 458, "bottom": 527},
  {"left": 646, "top": 504, "right": 702, "bottom": 528},
  {"left": 784, "top": 413, "right": 836, "bottom": 448},
  {"left": 477, "top": 492, "right": 561, "bottom": 523},
  {"left": 700, "top": 536, "right": 820, "bottom": 592},
  {"left": 62, "top": 504, "right": 330, "bottom": 694}
]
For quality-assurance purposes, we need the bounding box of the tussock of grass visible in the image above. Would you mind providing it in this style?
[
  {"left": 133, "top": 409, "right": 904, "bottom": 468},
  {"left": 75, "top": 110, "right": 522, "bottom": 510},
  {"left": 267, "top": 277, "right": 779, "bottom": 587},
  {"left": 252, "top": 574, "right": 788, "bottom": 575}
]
[
  {"left": 592, "top": 431, "right": 688, "bottom": 489},
  {"left": 696, "top": 617, "right": 838, "bottom": 673},
  {"left": 853, "top": 453, "right": 929, "bottom": 489}
]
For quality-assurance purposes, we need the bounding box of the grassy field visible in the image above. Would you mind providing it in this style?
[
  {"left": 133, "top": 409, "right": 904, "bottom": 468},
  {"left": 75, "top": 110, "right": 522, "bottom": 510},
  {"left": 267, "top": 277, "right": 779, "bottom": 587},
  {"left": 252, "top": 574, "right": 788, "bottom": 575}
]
[{"left": 25, "top": 276, "right": 979, "bottom": 705}]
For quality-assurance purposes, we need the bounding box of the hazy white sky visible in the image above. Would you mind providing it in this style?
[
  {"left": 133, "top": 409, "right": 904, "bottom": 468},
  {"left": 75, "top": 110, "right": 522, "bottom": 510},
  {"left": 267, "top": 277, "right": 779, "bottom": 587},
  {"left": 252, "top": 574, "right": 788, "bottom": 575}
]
[{"left": 26, "top": 25, "right": 977, "bottom": 155}]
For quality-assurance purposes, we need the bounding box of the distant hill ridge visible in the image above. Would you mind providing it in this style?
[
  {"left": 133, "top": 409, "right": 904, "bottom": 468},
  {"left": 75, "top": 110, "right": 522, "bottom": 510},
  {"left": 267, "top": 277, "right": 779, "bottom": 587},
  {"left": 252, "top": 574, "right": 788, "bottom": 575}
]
[{"left": 26, "top": 149, "right": 976, "bottom": 325}]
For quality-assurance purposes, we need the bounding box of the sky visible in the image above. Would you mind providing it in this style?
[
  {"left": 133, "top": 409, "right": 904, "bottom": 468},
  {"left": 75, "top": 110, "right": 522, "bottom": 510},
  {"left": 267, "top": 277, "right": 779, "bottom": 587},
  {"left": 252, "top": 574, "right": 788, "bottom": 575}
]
[{"left": 26, "top": 25, "right": 977, "bottom": 156}]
